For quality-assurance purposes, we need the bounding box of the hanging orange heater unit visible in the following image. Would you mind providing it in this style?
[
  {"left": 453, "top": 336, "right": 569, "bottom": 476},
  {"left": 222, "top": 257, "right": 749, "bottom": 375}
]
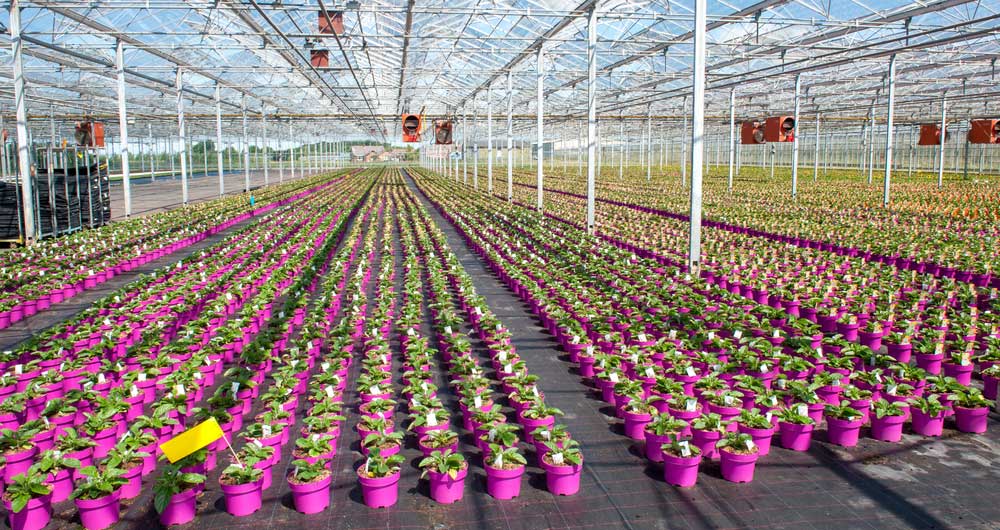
[
  {"left": 434, "top": 120, "right": 454, "bottom": 145},
  {"left": 968, "top": 119, "right": 1000, "bottom": 144},
  {"left": 74, "top": 121, "right": 105, "bottom": 148},
  {"left": 318, "top": 10, "right": 345, "bottom": 35},
  {"left": 918, "top": 124, "right": 947, "bottom": 146},
  {"left": 764, "top": 116, "right": 795, "bottom": 142},
  {"left": 740, "top": 120, "right": 766, "bottom": 144},
  {"left": 310, "top": 49, "right": 330, "bottom": 68},
  {"left": 401, "top": 114, "right": 422, "bottom": 143}
]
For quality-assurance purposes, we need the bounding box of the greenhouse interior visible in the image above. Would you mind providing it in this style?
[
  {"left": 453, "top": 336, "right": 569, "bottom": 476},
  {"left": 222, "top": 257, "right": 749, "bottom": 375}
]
[{"left": 0, "top": 0, "right": 998, "bottom": 529}]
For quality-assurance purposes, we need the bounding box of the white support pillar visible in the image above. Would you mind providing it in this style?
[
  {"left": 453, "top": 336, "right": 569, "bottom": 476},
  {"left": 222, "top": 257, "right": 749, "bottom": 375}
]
[
  {"left": 214, "top": 84, "right": 225, "bottom": 196},
  {"left": 506, "top": 70, "right": 513, "bottom": 202},
  {"left": 681, "top": 96, "right": 689, "bottom": 187},
  {"left": 241, "top": 95, "right": 250, "bottom": 192},
  {"left": 176, "top": 69, "right": 189, "bottom": 205},
  {"left": 813, "top": 113, "right": 820, "bottom": 181},
  {"left": 115, "top": 39, "right": 132, "bottom": 217},
  {"left": 883, "top": 54, "right": 897, "bottom": 206},
  {"left": 10, "top": 1, "right": 35, "bottom": 241},
  {"left": 487, "top": 84, "right": 493, "bottom": 193},
  {"left": 261, "top": 110, "right": 269, "bottom": 185},
  {"left": 727, "top": 88, "right": 735, "bottom": 193},
  {"left": 473, "top": 94, "right": 479, "bottom": 189},
  {"left": 938, "top": 95, "right": 947, "bottom": 188},
  {"left": 536, "top": 46, "right": 544, "bottom": 212},
  {"left": 791, "top": 74, "right": 801, "bottom": 199},
  {"left": 462, "top": 110, "right": 468, "bottom": 184},
  {"left": 289, "top": 122, "right": 296, "bottom": 179},
  {"left": 645, "top": 103, "right": 653, "bottom": 180},
  {"left": 586, "top": 5, "right": 597, "bottom": 233},
  {"left": 688, "top": 0, "right": 706, "bottom": 270}
]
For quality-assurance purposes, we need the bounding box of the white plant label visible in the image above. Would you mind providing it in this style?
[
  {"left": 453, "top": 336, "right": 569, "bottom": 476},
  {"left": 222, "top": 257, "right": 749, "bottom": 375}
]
[
  {"left": 708, "top": 331, "right": 716, "bottom": 341},
  {"left": 733, "top": 330, "right": 743, "bottom": 340},
  {"left": 130, "top": 385, "right": 139, "bottom": 397},
  {"left": 680, "top": 441, "right": 691, "bottom": 457},
  {"left": 686, "top": 366, "right": 696, "bottom": 377},
  {"left": 551, "top": 452, "right": 564, "bottom": 465},
  {"left": 609, "top": 372, "right": 620, "bottom": 383},
  {"left": 745, "top": 439, "right": 756, "bottom": 451},
  {"left": 773, "top": 330, "right": 780, "bottom": 338},
  {"left": 540, "top": 429, "right": 551, "bottom": 440},
  {"left": 371, "top": 385, "right": 381, "bottom": 395},
  {"left": 407, "top": 328, "right": 416, "bottom": 337},
  {"left": 321, "top": 362, "right": 330, "bottom": 372},
  {"left": 13, "top": 364, "right": 23, "bottom": 375},
  {"left": 493, "top": 453, "right": 503, "bottom": 467},
  {"left": 498, "top": 351, "right": 507, "bottom": 362},
  {"left": 765, "top": 412, "right": 773, "bottom": 423},
  {"left": 504, "top": 364, "right": 513, "bottom": 373},
  {"left": 797, "top": 404, "right": 808, "bottom": 417},
  {"left": 586, "top": 346, "right": 594, "bottom": 356},
  {"left": 638, "top": 333, "right": 648, "bottom": 343},
  {"left": 685, "top": 398, "right": 697, "bottom": 412},
  {"left": 645, "top": 367, "right": 655, "bottom": 378},
  {"left": 325, "top": 385, "right": 336, "bottom": 398},
  {"left": 426, "top": 413, "right": 438, "bottom": 427},
  {"left": 444, "top": 326, "right": 453, "bottom": 335},
  {"left": 176, "top": 384, "right": 186, "bottom": 396},
  {"left": 759, "top": 363, "right": 769, "bottom": 374},
  {"left": 98, "top": 373, "right": 106, "bottom": 384},
  {"left": 262, "top": 424, "right": 272, "bottom": 437},
  {"left": 669, "top": 330, "right": 677, "bottom": 339},
  {"left": 474, "top": 396, "right": 483, "bottom": 408},
  {"left": 231, "top": 382, "right": 240, "bottom": 395},
  {"left": 137, "top": 373, "right": 147, "bottom": 382},
  {"left": 724, "top": 395, "right": 735, "bottom": 406}
]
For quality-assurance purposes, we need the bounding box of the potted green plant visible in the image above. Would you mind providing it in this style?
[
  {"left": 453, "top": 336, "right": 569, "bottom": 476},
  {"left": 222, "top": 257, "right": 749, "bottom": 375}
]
[
  {"left": 71, "top": 464, "right": 128, "bottom": 530},
  {"left": 3, "top": 467, "right": 53, "bottom": 530},
  {"left": 776, "top": 406, "right": 815, "bottom": 451},
  {"left": 660, "top": 439, "right": 701, "bottom": 487},
  {"left": 483, "top": 444, "right": 527, "bottom": 500},
  {"left": 418, "top": 449, "right": 468, "bottom": 504},
  {"left": 153, "top": 464, "right": 205, "bottom": 526},
  {"left": 287, "top": 459, "right": 332, "bottom": 514},
  {"left": 716, "top": 432, "right": 760, "bottom": 483},
  {"left": 909, "top": 394, "right": 946, "bottom": 436},
  {"left": 823, "top": 402, "right": 864, "bottom": 447},
  {"left": 539, "top": 439, "right": 583, "bottom": 496},
  {"left": 218, "top": 464, "right": 264, "bottom": 517},
  {"left": 949, "top": 388, "right": 993, "bottom": 434},
  {"left": 357, "top": 453, "right": 405, "bottom": 508}
]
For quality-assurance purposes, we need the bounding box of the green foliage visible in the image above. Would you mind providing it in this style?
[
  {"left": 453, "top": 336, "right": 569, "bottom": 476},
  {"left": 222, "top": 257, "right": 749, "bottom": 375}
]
[
  {"left": 418, "top": 449, "right": 467, "bottom": 479},
  {"left": 153, "top": 465, "right": 205, "bottom": 513}
]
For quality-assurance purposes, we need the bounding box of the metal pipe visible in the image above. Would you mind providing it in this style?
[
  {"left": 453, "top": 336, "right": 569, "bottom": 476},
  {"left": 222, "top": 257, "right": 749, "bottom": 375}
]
[
  {"left": 937, "top": 95, "right": 946, "bottom": 188},
  {"left": 791, "top": 74, "right": 801, "bottom": 199},
  {"left": 487, "top": 84, "right": 493, "bottom": 193},
  {"left": 176, "top": 69, "right": 188, "bottom": 205},
  {"left": 242, "top": 94, "right": 249, "bottom": 192},
  {"left": 506, "top": 70, "right": 513, "bottom": 202},
  {"left": 586, "top": 5, "right": 597, "bottom": 233},
  {"left": 536, "top": 46, "right": 544, "bottom": 211},
  {"left": 727, "top": 88, "right": 735, "bottom": 192},
  {"left": 215, "top": 84, "right": 225, "bottom": 196}
]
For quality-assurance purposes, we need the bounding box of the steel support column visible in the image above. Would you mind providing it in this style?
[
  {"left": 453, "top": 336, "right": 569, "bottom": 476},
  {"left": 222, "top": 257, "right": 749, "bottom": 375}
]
[
  {"left": 688, "top": 0, "right": 706, "bottom": 270},
  {"left": 883, "top": 55, "right": 897, "bottom": 206},
  {"left": 586, "top": 5, "right": 598, "bottom": 234},
  {"left": 115, "top": 39, "right": 132, "bottom": 217}
]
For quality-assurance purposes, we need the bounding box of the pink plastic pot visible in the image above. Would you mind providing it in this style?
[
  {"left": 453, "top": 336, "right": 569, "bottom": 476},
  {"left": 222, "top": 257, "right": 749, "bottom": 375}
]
[
  {"left": 915, "top": 353, "right": 944, "bottom": 375},
  {"left": 736, "top": 424, "right": 775, "bottom": 456},
  {"left": 691, "top": 428, "right": 722, "bottom": 460},
  {"left": 644, "top": 431, "right": 678, "bottom": 462},
  {"left": 540, "top": 458, "right": 583, "bottom": 496},
  {"left": 427, "top": 466, "right": 467, "bottom": 504},
  {"left": 661, "top": 452, "right": 701, "bottom": 487},
  {"left": 910, "top": 409, "right": 944, "bottom": 437},
  {"left": 954, "top": 406, "right": 989, "bottom": 434},
  {"left": 220, "top": 478, "right": 263, "bottom": 516},
  {"left": 4, "top": 493, "right": 52, "bottom": 530},
  {"left": 485, "top": 464, "right": 525, "bottom": 500},
  {"left": 75, "top": 490, "right": 121, "bottom": 530},
  {"left": 869, "top": 414, "right": 906, "bottom": 442},
  {"left": 719, "top": 449, "right": 758, "bottom": 483},
  {"left": 358, "top": 470, "right": 400, "bottom": 508},
  {"left": 942, "top": 362, "right": 974, "bottom": 386},
  {"left": 288, "top": 474, "right": 332, "bottom": 514},
  {"left": 158, "top": 488, "right": 198, "bottom": 526},
  {"left": 3, "top": 446, "right": 38, "bottom": 483},
  {"left": 46, "top": 468, "right": 74, "bottom": 503},
  {"left": 825, "top": 416, "right": 863, "bottom": 447},
  {"left": 622, "top": 411, "right": 653, "bottom": 441},
  {"left": 778, "top": 422, "right": 814, "bottom": 451},
  {"left": 119, "top": 464, "right": 143, "bottom": 500}
]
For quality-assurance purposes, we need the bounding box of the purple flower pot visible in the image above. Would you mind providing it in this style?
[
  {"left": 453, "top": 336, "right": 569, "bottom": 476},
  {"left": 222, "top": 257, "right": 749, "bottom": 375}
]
[
  {"left": 778, "top": 422, "right": 814, "bottom": 451},
  {"left": 915, "top": 353, "right": 944, "bottom": 375},
  {"left": 427, "top": 467, "right": 467, "bottom": 504},
  {"left": 736, "top": 424, "right": 775, "bottom": 456},
  {"left": 984, "top": 375, "right": 999, "bottom": 401},
  {"left": 942, "top": 362, "right": 974, "bottom": 386},
  {"left": 825, "top": 417, "right": 863, "bottom": 447},
  {"left": 3, "top": 446, "right": 38, "bottom": 483},
  {"left": 75, "top": 490, "right": 121, "bottom": 530},
  {"left": 119, "top": 464, "right": 143, "bottom": 500},
  {"left": 691, "top": 428, "right": 722, "bottom": 460},
  {"left": 158, "top": 488, "right": 198, "bottom": 526},
  {"left": 719, "top": 449, "right": 758, "bottom": 483},
  {"left": 954, "top": 406, "right": 989, "bottom": 434},
  {"left": 661, "top": 452, "right": 701, "bottom": 487},
  {"left": 540, "top": 458, "right": 583, "bottom": 496},
  {"left": 910, "top": 409, "right": 944, "bottom": 437},
  {"left": 220, "top": 479, "right": 263, "bottom": 517},
  {"left": 622, "top": 411, "right": 653, "bottom": 441},
  {"left": 4, "top": 493, "right": 52, "bottom": 530},
  {"left": 288, "top": 474, "right": 332, "bottom": 514},
  {"left": 885, "top": 343, "right": 912, "bottom": 363},
  {"left": 644, "top": 431, "right": 677, "bottom": 462},
  {"left": 358, "top": 470, "right": 400, "bottom": 508},
  {"left": 46, "top": 468, "right": 74, "bottom": 503},
  {"left": 869, "top": 414, "right": 905, "bottom": 442},
  {"left": 485, "top": 464, "right": 525, "bottom": 500}
]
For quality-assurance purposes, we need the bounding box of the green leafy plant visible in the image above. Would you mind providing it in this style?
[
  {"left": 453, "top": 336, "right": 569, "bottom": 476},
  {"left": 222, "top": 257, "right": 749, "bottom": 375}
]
[
  {"left": 3, "top": 468, "right": 52, "bottom": 513},
  {"left": 908, "top": 394, "right": 946, "bottom": 417},
  {"left": 736, "top": 408, "right": 773, "bottom": 430},
  {"left": 716, "top": 432, "right": 758, "bottom": 455},
  {"left": 30, "top": 449, "right": 81, "bottom": 476},
  {"left": 485, "top": 444, "right": 527, "bottom": 470},
  {"left": 542, "top": 439, "right": 583, "bottom": 466},
  {"left": 824, "top": 402, "right": 863, "bottom": 421},
  {"left": 289, "top": 459, "right": 331, "bottom": 484},
  {"left": 418, "top": 449, "right": 467, "bottom": 479},
  {"left": 220, "top": 464, "right": 263, "bottom": 485},
  {"left": 153, "top": 464, "right": 205, "bottom": 513},
  {"left": 419, "top": 429, "right": 458, "bottom": 449},
  {"left": 661, "top": 439, "right": 700, "bottom": 458},
  {"left": 691, "top": 412, "right": 727, "bottom": 433},
  {"left": 71, "top": 464, "right": 128, "bottom": 500},
  {"left": 950, "top": 388, "right": 994, "bottom": 409},
  {"left": 776, "top": 407, "right": 815, "bottom": 425},
  {"left": 359, "top": 453, "right": 405, "bottom": 478},
  {"left": 871, "top": 399, "right": 905, "bottom": 419}
]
